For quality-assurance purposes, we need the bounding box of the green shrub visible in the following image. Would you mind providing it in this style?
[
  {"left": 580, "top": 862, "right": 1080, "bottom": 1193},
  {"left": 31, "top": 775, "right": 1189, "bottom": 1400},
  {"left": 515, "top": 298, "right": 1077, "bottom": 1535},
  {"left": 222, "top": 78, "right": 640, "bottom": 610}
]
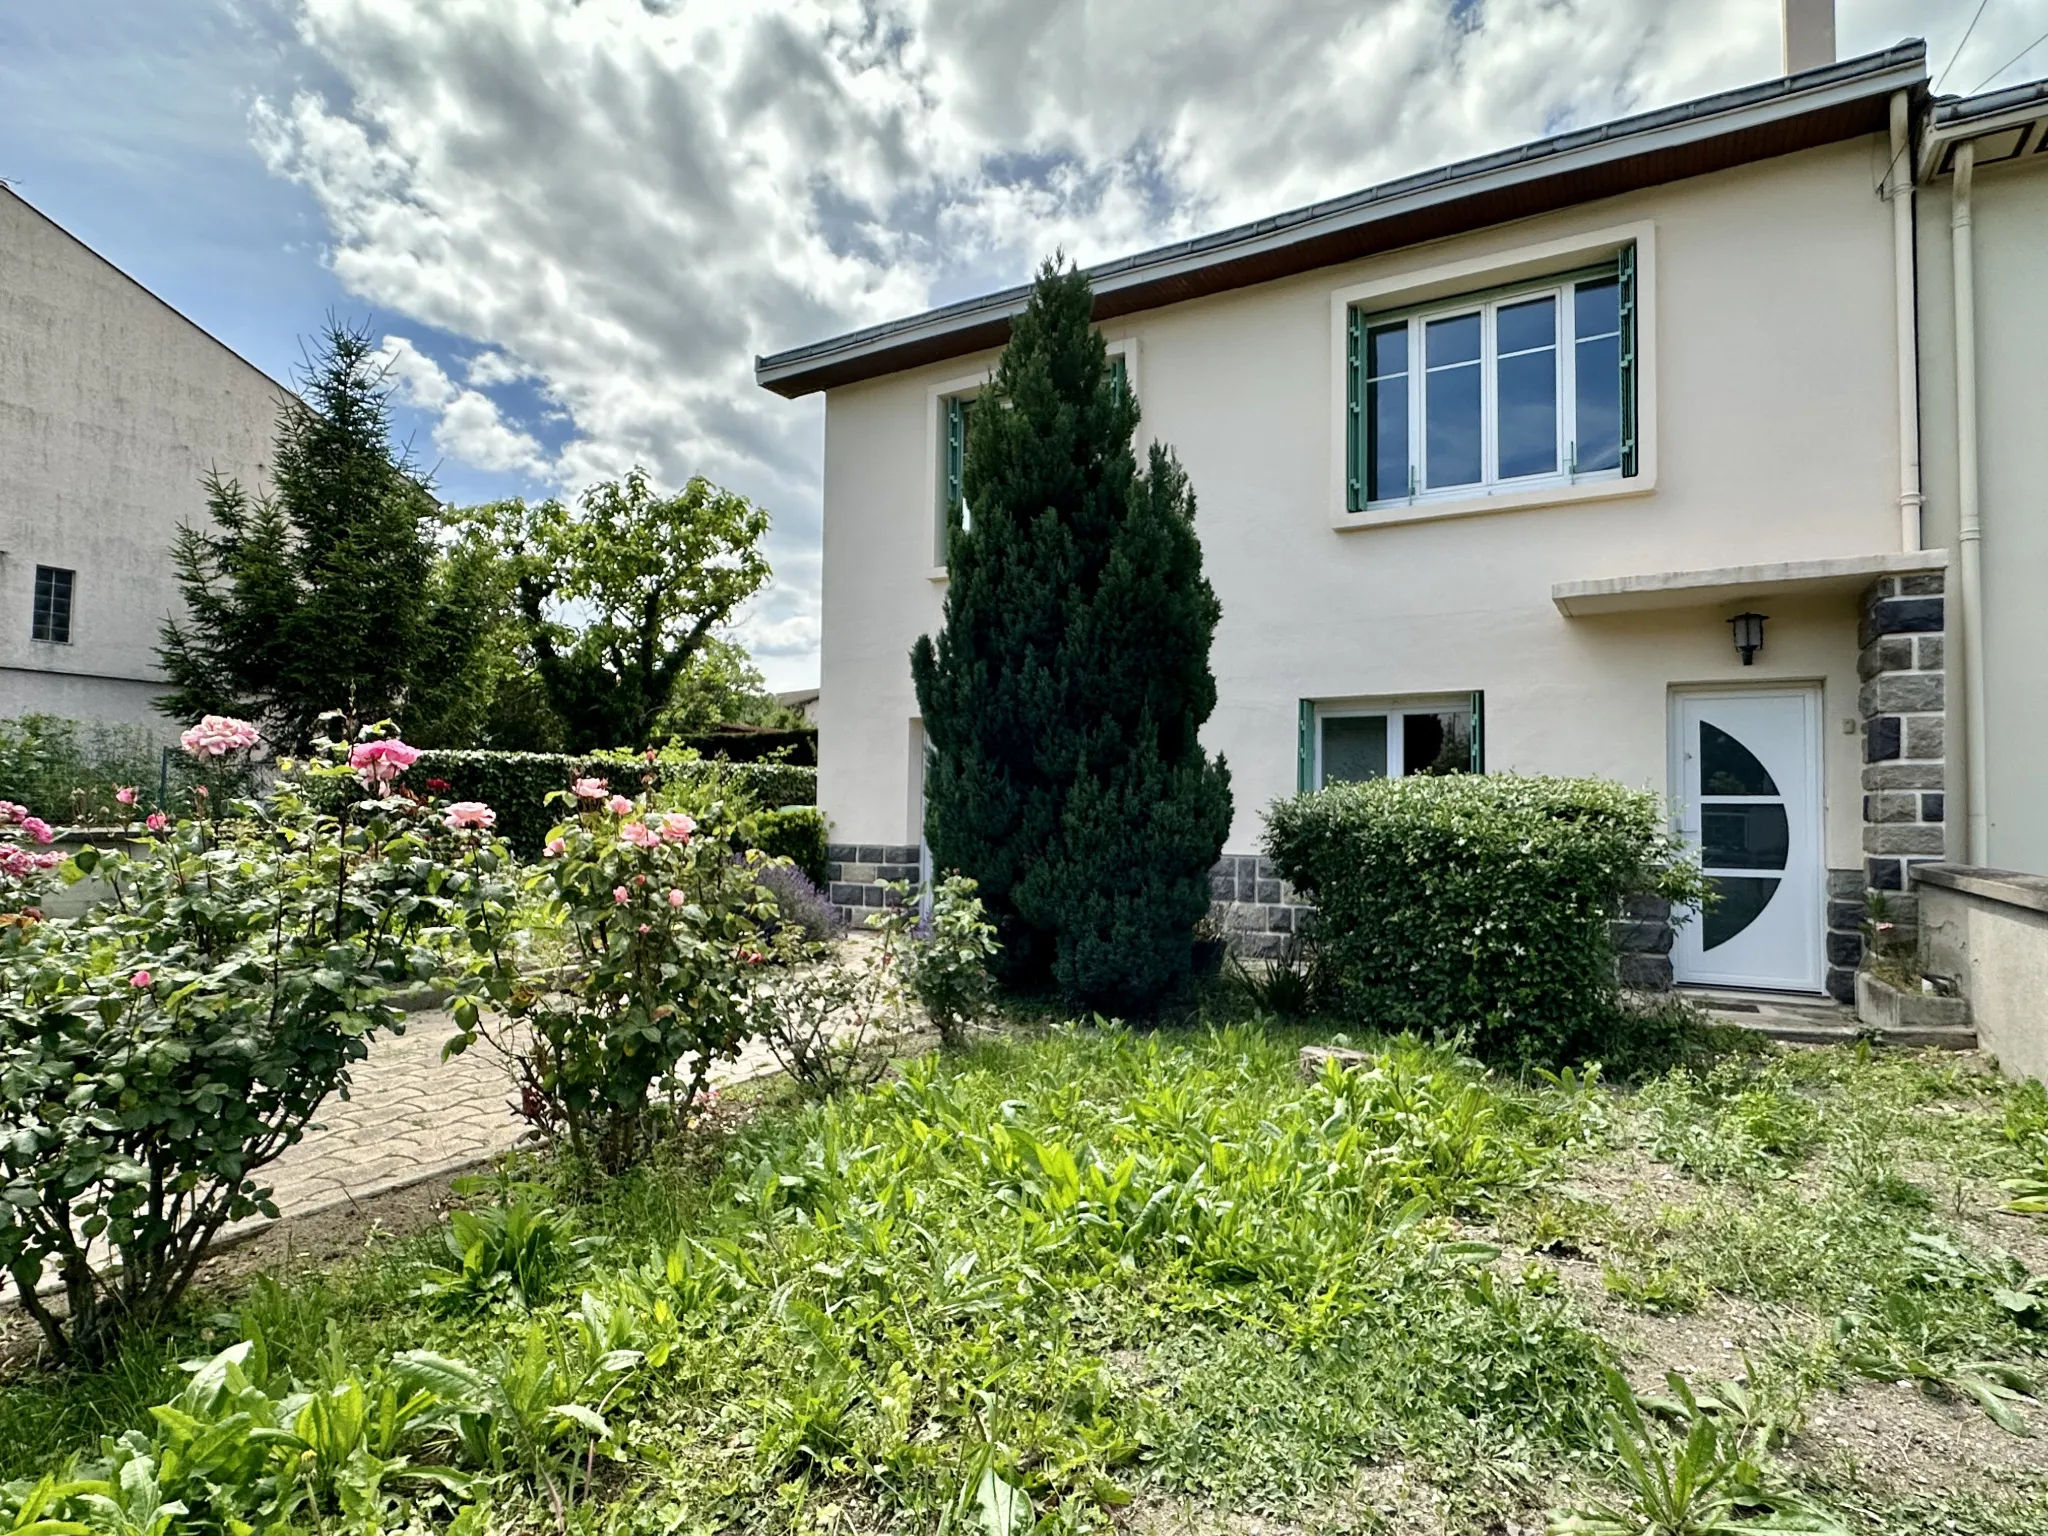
[
  {"left": 1264, "top": 774, "right": 1703, "bottom": 1066},
  {"left": 381, "top": 749, "right": 815, "bottom": 858},
  {"left": 903, "top": 875, "right": 1000, "bottom": 1047},
  {"left": 743, "top": 805, "right": 827, "bottom": 885}
]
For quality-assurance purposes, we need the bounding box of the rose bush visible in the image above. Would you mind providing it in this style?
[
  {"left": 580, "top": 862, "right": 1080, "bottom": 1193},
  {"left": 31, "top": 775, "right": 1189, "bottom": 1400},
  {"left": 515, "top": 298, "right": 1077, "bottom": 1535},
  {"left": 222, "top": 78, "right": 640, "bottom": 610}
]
[
  {"left": 0, "top": 798, "right": 63, "bottom": 914},
  {"left": 0, "top": 723, "right": 518, "bottom": 1361},
  {"left": 448, "top": 782, "right": 779, "bottom": 1173}
]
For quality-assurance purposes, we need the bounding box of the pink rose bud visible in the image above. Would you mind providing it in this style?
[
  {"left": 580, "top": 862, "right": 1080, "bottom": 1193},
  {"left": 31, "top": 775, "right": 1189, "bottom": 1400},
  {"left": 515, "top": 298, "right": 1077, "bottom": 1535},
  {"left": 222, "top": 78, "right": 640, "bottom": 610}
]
[
  {"left": 115, "top": 786, "right": 138, "bottom": 805},
  {"left": 130, "top": 970, "right": 152, "bottom": 988},
  {"left": 145, "top": 812, "right": 170, "bottom": 832},
  {"left": 667, "top": 888, "right": 686, "bottom": 907},
  {"left": 613, "top": 886, "right": 630, "bottom": 905},
  {"left": 544, "top": 837, "right": 566, "bottom": 857}
]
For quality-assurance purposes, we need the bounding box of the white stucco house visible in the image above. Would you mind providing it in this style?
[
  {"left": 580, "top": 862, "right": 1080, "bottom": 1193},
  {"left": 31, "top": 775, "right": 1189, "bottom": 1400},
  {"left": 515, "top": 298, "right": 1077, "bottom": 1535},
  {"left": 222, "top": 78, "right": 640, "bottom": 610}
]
[
  {"left": 759, "top": 14, "right": 2044, "bottom": 1008},
  {"left": 0, "top": 186, "right": 281, "bottom": 730}
]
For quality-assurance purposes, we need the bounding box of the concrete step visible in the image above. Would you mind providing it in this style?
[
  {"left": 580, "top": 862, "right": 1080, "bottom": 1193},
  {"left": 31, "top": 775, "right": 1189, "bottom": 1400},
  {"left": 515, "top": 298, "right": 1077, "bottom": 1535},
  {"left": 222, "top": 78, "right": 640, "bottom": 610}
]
[{"left": 1681, "top": 988, "right": 1977, "bottom": 1051}]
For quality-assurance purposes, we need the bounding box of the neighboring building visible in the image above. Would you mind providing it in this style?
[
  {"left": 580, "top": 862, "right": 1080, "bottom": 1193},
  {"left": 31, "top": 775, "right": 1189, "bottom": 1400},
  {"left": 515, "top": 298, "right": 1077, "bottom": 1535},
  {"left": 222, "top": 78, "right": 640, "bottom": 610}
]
[
  {"left": 1913, "top": 82, "right": 2048, "bottom": 876},
  {"left": 0, "top": 186, "right": 281, "bottom": 729},
  {"left": 761, "top": 33, "right": 1951, "bottom": 1005},
  {"left": 775, "top": 686, "right": 822, "bottom": 725}
]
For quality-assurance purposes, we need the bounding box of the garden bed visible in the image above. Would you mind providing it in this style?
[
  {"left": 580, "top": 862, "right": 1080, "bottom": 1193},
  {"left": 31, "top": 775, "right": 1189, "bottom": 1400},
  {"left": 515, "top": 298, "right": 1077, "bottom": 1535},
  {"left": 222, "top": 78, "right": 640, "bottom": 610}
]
[{"left": 2, "top": 1017, "right": 2045, "bottom": 1534}]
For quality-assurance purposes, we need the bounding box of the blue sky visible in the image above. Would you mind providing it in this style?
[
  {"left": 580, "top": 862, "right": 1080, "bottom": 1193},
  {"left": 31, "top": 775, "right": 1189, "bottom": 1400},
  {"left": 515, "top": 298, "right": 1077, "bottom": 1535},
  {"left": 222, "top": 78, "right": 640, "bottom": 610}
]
[{"left": 5, "top": 0, "right": 2046, "bottom": 690}]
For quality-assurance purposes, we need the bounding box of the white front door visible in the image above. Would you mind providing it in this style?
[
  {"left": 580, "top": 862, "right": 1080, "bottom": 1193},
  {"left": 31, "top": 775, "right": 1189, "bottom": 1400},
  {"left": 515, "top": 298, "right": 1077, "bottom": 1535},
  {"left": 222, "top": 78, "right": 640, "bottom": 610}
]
[{"left": 1671, "top": 689, "right": 1824, "bottom": 993}]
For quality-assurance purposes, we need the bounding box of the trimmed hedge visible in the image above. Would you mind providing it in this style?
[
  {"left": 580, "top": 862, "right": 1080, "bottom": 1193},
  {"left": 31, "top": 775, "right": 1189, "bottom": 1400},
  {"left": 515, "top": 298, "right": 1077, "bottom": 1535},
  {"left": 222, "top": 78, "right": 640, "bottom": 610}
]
[
  {"left": 390, "top": 750, "right": 816, "bottom": 858},
  {"left": 747, "top": 805, "right": 828, "bottom": 886},
  {"left": 1264, "top": 774, "right": 1703, "bottom": 1065}
]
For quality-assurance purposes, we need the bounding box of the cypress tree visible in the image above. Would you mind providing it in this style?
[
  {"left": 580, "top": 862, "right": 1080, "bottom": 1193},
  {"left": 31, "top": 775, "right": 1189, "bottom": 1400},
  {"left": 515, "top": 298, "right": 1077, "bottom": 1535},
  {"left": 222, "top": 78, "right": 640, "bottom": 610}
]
[{"left": 911, "top": 258, "right": 1232, "bottom": 1013}]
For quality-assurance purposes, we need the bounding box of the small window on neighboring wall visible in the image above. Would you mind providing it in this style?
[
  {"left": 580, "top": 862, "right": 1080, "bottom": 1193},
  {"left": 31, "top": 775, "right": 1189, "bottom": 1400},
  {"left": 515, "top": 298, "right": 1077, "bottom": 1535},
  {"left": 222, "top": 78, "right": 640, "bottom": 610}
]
[
  {"left": 31, "top": 566, "right": 74, "bottom": 644},
  {"left": 1297, "top": 693, "right": 1485, "bottom": 790}
]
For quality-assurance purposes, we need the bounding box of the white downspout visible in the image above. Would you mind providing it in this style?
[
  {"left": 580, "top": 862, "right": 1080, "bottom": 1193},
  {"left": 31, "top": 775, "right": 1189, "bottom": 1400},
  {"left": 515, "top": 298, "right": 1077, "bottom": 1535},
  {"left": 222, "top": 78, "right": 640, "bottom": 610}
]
[
  {"left": 1888, "top": 91, "right": 1923, "bottom": 552},
  {"left": 1951, "top": 139, "right": 1990, "bottom": 865}
]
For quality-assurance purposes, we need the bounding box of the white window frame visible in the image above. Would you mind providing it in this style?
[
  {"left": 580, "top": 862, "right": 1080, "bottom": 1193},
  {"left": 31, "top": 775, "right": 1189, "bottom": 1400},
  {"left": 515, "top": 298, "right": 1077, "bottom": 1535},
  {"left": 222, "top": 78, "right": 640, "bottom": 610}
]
[
  {"left": 1327, "top": 221, "right": 1656, "bottom": 531},
  {"left": 925, "top": 336, "right": 1140, "bottom": 582},
  {"left": 1313, "top": 695, "right": 1474, "bottom": 787},
  {"left": 1366, "top": 275, "right": 1616, "bottom": 505}
]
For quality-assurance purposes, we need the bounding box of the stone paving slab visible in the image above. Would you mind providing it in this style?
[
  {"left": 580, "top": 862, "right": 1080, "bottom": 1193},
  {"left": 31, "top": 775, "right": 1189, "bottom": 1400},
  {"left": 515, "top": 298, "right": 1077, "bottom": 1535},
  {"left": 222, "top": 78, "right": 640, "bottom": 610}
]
[{"left": 252, "top": 1010, "right": 795, "bottom": 1229}]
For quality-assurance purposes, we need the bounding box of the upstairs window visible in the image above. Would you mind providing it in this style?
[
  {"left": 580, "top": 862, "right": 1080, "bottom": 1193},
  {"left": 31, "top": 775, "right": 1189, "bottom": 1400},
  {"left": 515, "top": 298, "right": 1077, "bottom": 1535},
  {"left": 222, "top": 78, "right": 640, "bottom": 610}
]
[
  {"left": 1346, "top": 248, "right": 1635, "bottom": 511},
  {"left": 937, "top": 352, "right": 1128, "bottom": 565},
  {"left": 31, "top": 565, "right": 74, "bottom": 644}
]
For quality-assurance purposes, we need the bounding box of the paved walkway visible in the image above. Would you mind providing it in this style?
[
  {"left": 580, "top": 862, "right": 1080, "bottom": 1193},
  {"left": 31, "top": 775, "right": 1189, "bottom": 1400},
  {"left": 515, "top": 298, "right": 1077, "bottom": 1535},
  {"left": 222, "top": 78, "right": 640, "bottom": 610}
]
[{"left": 256, "top": 1009, "right": 790, "bottom": 1225}]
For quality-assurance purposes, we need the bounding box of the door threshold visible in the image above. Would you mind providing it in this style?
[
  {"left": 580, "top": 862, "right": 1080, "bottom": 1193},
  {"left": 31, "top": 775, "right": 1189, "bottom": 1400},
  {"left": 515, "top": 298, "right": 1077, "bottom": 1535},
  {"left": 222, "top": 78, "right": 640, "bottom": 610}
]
[{"left": 1681, "top": 984, "right": 1831, "bottom": 1003}]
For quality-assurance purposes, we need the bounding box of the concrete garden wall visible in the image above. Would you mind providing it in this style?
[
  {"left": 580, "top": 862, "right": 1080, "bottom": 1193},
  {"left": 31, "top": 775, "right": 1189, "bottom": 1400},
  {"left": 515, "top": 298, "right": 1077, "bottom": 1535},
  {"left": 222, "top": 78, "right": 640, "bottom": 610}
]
[{"left": 1915, "top": 864, "right": 2048, "bottom": 1081}]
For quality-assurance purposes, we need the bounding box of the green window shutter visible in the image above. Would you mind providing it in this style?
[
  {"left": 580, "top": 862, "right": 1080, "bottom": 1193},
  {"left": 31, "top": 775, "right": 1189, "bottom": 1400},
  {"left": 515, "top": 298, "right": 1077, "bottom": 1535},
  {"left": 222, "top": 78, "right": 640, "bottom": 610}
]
[
  {"left": 1469, "top": 690, "right": 1486, "bottom": 774},
  {"left": 1298, "top": 699, "right": 1317, "bottom": 793},
  {"left": 1345, "top": 307, "right": 1365, "bottom": 512},
  {"left": 1109, "top": 353, "right": 1128, "bottom": 399},
  {"left": 1618, "top": 243, "right": 1638, "bottom": 478},
  {"left": 941, "top": 396, "right": 973, "bottom": 561}
]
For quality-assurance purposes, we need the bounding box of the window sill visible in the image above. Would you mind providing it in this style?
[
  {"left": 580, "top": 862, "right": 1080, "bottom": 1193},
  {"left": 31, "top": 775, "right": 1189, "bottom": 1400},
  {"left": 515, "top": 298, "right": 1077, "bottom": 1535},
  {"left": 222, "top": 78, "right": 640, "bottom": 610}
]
[
  {"left": 926, "top": 566, "right": 949, "bottom": 584},
  {"left": 1332, "top": 472, "right": 1653, "bottom": 531}
]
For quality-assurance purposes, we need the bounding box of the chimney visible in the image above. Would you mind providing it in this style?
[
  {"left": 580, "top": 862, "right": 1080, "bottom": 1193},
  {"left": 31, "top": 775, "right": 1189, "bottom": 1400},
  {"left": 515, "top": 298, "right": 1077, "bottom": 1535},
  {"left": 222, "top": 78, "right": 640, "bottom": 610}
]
[{"left": 1781, "top": 0, "right": 1836, "bottom": 75}]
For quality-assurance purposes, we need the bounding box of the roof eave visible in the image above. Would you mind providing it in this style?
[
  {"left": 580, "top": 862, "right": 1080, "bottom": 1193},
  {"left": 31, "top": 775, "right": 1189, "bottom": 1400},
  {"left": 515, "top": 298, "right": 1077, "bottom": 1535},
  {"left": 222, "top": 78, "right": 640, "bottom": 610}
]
[{"left": 756, "top": 42, "right": 1927, "bottom": 399}]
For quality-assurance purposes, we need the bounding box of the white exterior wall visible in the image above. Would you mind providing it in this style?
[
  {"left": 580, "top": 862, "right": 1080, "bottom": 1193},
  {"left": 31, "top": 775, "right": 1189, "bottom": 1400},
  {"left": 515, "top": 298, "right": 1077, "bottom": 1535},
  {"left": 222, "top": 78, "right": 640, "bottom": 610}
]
[
  {"left": 1915, "top": 160, "right": 2048, "bottom": 876},
  {"left": 818, "top": 139, "right": 1904, "bottom": 873},
  {"left": 0, "top": 188, "right": 280, "bottom": 730}
]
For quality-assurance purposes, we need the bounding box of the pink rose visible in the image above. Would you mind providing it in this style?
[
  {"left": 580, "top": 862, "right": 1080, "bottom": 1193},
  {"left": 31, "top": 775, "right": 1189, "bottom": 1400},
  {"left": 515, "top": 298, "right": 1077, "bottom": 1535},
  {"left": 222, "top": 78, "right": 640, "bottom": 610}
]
[
  {"left": 349, "top": 739, "right": 422, "bottom": 788},
  {"left": 607, "top": 795, "right": 633, "bottom": 816},
  {"left": 636, "top": 923, "right": 650, "bottom": 934},
  {"left": 0, "top": 802, "right": 26, "bottom": 824},
  {"left": 619, "top": 821, "right": 661, "bottom": 849},
  {"left": 179, "top": 715, "right": 260, "bottom": 758},
  {"left": 130, "top": 970, "right": 152, "bottom": 988},
  {"left": 19, "top": 817, "right": 53, "bottom": 845},
  {"left": 667, "top": 888, "right": 686, "bottom": 908},
  {"left": 442, "top": 800, "right": 496, "bottom": 830},
  {"left": 657, "top": 813, "right": 696, "bottom": 844},
  {"left": 572, "top": 777, "right": 608, "bottom": 800},
  {"left": 145, "top": 812, "right": 170, "bottom": 832},
  {"left": 115, "top": 786, "right": 137, "bottom": 806},
  {"left": 544, "top": 836, "right": 566, "bottom": 858},
  {"left": 613, "top": 886, "right": 630, "bottom": 905}
]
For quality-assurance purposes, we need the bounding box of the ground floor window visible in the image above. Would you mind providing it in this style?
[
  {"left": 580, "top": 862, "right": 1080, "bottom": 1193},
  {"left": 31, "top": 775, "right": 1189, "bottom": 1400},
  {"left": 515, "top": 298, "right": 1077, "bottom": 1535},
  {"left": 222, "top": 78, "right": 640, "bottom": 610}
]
[{"left": 1299, "top": 693, "right": 1484, "bottom": 790}]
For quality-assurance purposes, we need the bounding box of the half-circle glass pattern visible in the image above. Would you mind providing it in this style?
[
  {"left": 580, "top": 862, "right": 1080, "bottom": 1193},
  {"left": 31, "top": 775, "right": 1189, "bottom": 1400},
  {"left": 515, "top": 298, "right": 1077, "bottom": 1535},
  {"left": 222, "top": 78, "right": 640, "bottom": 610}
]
[
  {"left": 1704, "top": 876, "right": 1780, "bottom": 950},
  {"left": 1700, "top": 721, "right": 1779, "bottom": 797}
]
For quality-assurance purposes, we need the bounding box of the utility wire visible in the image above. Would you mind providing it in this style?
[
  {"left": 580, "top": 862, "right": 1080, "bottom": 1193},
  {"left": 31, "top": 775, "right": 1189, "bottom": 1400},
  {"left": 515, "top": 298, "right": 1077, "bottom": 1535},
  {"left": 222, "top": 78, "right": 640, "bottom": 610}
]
[
  {"left": 1935, "top": 0, "right": 1995, "bottom": 93},
  {"left": 1969, "top": 25, "right": 2048, "bottom": 94}
]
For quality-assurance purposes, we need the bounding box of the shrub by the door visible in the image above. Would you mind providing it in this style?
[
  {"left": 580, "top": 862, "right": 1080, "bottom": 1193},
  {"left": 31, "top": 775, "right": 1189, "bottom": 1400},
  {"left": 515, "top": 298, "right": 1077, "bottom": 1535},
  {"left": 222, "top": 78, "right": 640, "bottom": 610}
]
[{"left": 1264, "top": 774, "right": 1703, "bottom": 1065}]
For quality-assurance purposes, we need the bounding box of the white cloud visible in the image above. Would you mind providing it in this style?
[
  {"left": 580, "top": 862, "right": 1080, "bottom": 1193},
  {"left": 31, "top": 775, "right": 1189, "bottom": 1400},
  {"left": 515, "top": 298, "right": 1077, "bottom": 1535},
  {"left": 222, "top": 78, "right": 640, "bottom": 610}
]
[
  {"left": 373, "top": 333, "right": 550, "bottom": 478},
  {"left": 254, "top": 0, "right": 2048, "bottom": 688}
]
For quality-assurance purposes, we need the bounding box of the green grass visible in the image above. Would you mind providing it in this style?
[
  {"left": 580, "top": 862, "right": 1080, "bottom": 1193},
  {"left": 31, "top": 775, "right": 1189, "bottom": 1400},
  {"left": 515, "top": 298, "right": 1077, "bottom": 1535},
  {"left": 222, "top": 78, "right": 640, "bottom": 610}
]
[{"left": 4, "top": 1019, "right": 2046, "bottom": 1534}]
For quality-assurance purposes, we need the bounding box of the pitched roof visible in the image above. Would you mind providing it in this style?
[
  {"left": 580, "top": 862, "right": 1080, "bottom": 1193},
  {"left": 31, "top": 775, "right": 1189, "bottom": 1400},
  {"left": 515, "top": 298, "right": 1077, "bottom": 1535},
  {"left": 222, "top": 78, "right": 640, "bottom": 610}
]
[{"left": 756, "top": 40, "right": 1926, "bottom": 399}]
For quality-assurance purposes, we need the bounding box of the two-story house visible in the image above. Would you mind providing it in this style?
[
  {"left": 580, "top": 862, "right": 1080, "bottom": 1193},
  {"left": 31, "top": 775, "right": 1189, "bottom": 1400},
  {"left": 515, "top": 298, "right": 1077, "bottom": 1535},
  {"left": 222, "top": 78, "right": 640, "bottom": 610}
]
[
  {"left": 1, "top": 186, "right": 281, "bottom": 730},
  {"left": 758, "top": 31, "right": 1951, "bottom": 1006}
]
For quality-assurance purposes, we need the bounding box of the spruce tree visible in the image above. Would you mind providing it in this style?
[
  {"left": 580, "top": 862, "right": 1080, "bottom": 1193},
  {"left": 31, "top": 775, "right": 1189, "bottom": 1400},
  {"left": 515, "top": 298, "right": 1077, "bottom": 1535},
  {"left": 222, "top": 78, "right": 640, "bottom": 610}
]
[
  {"left": 159, "top": 319, "right": 447, "bottom": 745},
  {"left": 911, "top": 259, "right": 1232, "bottom": 1013}
]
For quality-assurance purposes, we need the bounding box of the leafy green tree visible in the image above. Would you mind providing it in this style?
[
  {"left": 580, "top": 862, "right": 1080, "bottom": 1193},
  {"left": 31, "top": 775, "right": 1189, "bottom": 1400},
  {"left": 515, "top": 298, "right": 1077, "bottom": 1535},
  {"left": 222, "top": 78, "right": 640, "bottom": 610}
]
[
  {"left": 911, "top": 258, "right": 1232, "bottom": 1013},
  {"left": 158, "top": 319, "right": 450, "bottom": 746},
  {"left": 460, "top": 470, "right": 772, "bottom": 751},
  {"left": 653, "top": 635, "right": 804, "bottom": 739}
]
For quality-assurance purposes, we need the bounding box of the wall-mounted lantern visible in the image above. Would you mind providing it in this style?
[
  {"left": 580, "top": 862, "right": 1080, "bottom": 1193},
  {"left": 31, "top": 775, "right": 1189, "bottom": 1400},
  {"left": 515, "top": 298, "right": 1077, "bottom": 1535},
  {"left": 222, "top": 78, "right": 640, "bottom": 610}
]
[{"left": 1728, "top": 611, "right": 1767, "bottom": 666}]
